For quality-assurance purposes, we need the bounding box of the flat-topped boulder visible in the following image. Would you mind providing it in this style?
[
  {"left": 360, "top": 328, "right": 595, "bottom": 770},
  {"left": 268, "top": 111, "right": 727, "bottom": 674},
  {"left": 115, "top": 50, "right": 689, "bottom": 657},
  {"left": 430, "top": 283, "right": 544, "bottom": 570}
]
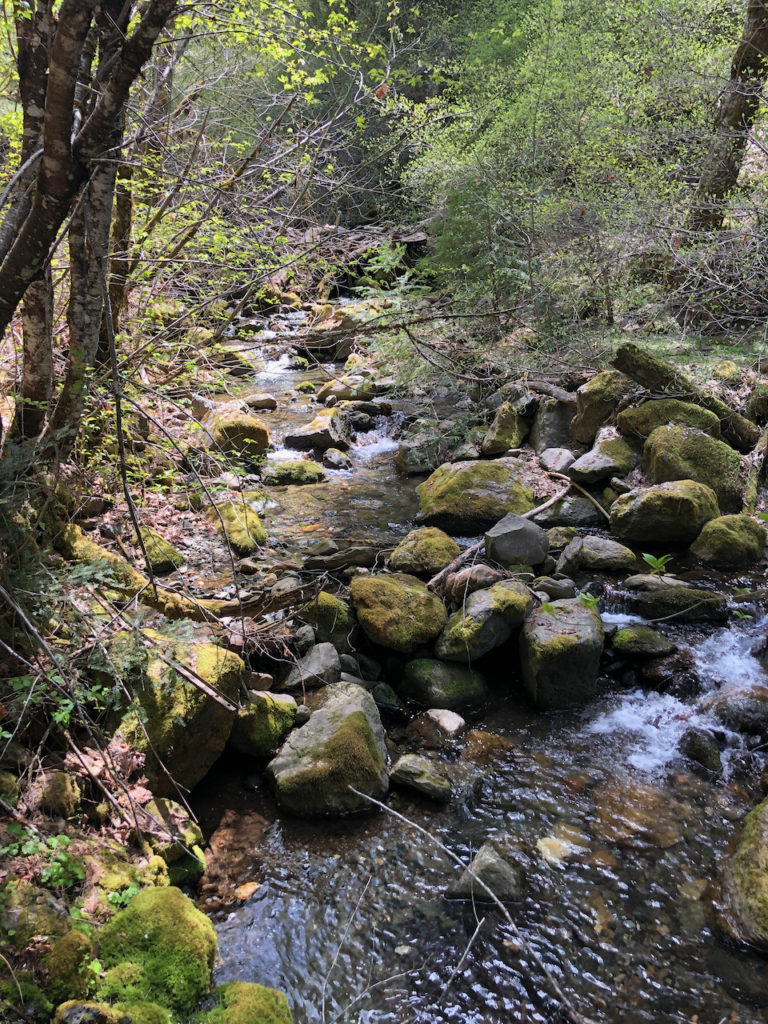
[
  {"left": 350, "top": 573, "right": 447, "bottom": 652},
  {"left": 261, "top": 460, "right": 326, "bottom": 485},
  {"left": 416, "top": 458, "right": 535, "bottom": 533},
  {"left": 617, "top": 398, "right": 721, "bottom": 440},
  {"left": 266, "top": 683, "right": 388, "bottom": 816},
  {"left": 519, "top": 599, "right": 603, "bottom": 710},
  {"left": 284, "top": 407, "right": 351, "bottom": 452},
  {"left": 609, "top": 480, "right": 719, "bottom": 545}
]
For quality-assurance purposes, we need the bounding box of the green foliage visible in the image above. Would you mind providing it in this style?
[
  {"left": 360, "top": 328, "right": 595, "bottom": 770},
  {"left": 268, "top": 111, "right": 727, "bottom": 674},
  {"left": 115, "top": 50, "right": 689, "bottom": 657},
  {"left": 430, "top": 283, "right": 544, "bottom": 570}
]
[
  {"left": 641, "top": 552, "right": 674, "bottom": 575},
  {"left": 0, "top": 825, "right": 85, "bottom": 891}
]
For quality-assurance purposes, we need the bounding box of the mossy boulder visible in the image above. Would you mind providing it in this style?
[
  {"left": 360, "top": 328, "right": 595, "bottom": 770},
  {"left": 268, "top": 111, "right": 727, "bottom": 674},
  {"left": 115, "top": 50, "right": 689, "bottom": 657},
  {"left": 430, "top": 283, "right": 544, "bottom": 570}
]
[
  {"left": 578, "top": 536, "right": 637, "bottom": 571},
  {"left": 611, "top": 625, "right": 675, "bottom": 657},
  {"left": 206, "top": 498, "right": 267, "bottom": 554},
  {"left": 266, "top": 683, "right": 388, "bottom": 816},
  {"left": 229, "top": 691, "right": 297, "bottom": 758},
  {"left": 350, "top": 573, "right": 447, "bottom": 653},
  {"left": 717, "top": 798, "right": 768, "bottom": 948},
  {"left": 53, "top": 1003, "right": 133, "bottom": 1024},
  {"left": 284, "top": 407, "right": 351, "bottom": 452},
  {"left": 609, "top": 480, "right": 719, "bottom": 545},
  {"left": 209, "top": 411, "right": 270, "bottom": 458},
  {"left": 631, "top": 585, "right": 728, "bottom": 623},
  {"left": 202, "top": 981, "right": 293, "bottom": 1024},
  {"left": 481, "top": 402, "right": 528, "bottom": 455},
  {"left": 0, "top": 881, "right": 70, "bottom": 949},
  {"left": 689, "top": 514, "right": 766, "bottom": 568},
  {"left": 435, "top": 581, "right": 534, "bottom": 662},
  {"left": 297, "top": 592, "right": 357, "bottom": 653},
  {"left": 96, "top": 886, "right": 216, "bottom": 1015},
  {"left": 116, "top": 631, "right": 243, "bottom": 796},
  {"left": 399, "top": 659, "right": 487, "bottom": 712},
  {"left": 643, "top": 425, "right": 743, "bottom": 513},
  {"left": 47, "top": 930, "right": 93, "bottom": 1004},
  {"left": 617, "top": 399, "right": 721, "bottom": 440},
  {"left": 570, "top": 370, "right": 629, "bottom": 444},
  {"left": 519, "top": 599, "right": 604, "bottom": 710},
  {"left": 747, "top": 383, "right": 768, "bottom": 424},
  {"left": 388, "top": 527, "right": 460, "bottom": 578},
  {"left": 138, "top": 798, "right": 203, "bottom": 865},
  {"left": 416, "top": 458, "right": 535, "bottom": 534},
  {"left": 39, "top": 770, "right": 82, "bottom": 818},
  {"left": 568, "top": 431, "right": 636, "bottom": 485},
  {"left": 137, "top": 527, "right": 184, "bottom": 574},
  {"left": 260, "top": 460, "right": 326, "bottom": 486}
]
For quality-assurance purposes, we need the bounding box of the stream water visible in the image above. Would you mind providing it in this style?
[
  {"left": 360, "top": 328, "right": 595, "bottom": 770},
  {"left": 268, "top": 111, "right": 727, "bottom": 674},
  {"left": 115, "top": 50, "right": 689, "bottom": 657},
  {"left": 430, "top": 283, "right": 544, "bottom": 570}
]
[{"left": 189, "top": 329, "right": 768, "bottom": 1024}]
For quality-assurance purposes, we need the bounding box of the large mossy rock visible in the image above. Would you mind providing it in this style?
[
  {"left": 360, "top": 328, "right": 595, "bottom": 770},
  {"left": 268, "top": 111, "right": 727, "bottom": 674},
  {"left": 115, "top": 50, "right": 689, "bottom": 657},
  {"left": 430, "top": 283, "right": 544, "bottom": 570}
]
[
  {"left": 568, "top": 430, "right": 636, "bottom": 485},
  {"left": 0, "top": 880, "right": 69, "bottom": 949},
  {"left": 609, "top": 480, "right": 719, "bottom": 545},
  {"left": 261, "top": 460, "right": 326, "bottom": 485},
  {"left": 350, "top": 573, "right": 447, "bottom": 653},
  {"left": 398, "top": 659, "right": 488, "bottom": 711},
  {"left": 416, "top": 459, "right": 535, "bottom": 534},
  {"left": 689, "top": 514, "right": 766, "bottom": 568},
  {"left": 116, "top": 631, "right": 243, "bottom": 796},
  {"left": 96, "top": 887, "right": 217, "bottom": 1015},
  {"left": 388, "top": 527, "right": 460, "bottom": 578},
  {"left": 209, "top": 411, "right": 270, "bottom": 458},
  {"left": 480, "top": 402, "right": 528, "bottom": 455},
  {"left": 643, "top": 425, "right": 743, "bottom": 513},
  {"left": 617, "top": 399, "right": 721, "bottom": 440},
  {"left": 578, "top": 536, "right": 637, "bottom": 571},
  {"left": 266, "top": 683, "right": 388, "bottom": 816},
  {"left": 570, "top": 370, "right": 628, "bottom": 445},
  {"left": 284, "top": 407, "right": 351, "bottom": 452},
  {"left": 229, "top": 691, "right": 297, "bottom": 758},
  {"left": 630, "top": 585, "right": 728, "bottom": 623},
  {"left": 202, "top": 982, "right": 293, "bottom": 1024},
  {"left": 519, "top": 599, "right": 604, "bottom": 710},
  {"left": 206, "top": 498, "right": 266, "bottom": 555},
  {"left": 717, "top": 798, "right": 768, "bottom": 948},
  {"left": 137, "top": 527, "right": 183, "bottom": 574},
  {"left": 297, "top": 592, "right": 357, "bottom": 652},
  {"left": 435, "top": 581, "right": 534, "bottom": 662}
]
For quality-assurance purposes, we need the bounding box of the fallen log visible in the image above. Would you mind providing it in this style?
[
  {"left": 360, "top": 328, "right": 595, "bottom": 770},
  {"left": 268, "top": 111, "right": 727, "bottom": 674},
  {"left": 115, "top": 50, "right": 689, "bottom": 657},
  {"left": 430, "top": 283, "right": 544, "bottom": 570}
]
[
  {"left": 610, "top": 342, "right": 760, "bottom": 452},
  {"left": 526, "top": 380, "right": 578, "bottom": 407}
]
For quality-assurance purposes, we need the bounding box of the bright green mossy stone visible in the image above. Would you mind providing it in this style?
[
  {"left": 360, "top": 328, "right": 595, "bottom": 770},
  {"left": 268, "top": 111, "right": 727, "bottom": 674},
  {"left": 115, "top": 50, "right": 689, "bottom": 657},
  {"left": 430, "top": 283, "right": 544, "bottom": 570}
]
[
  {"left": 261, "top": 460, "right": 326, "bottom": 485},
  {"left": 718, "top": 798, "right": 768, "bottom": 948},
  {"left": 617, "top": 399, "right": 721, "bottom": 439},
  {"left": 350, "top": 573, "right": 447, "bottom": 653},
  {"left": 210, "top": 411, "right": 270, "bottom": 457},
  {"left": 137, "top": 527, "right": 184, "bottom": 573},
  {"left": 388, "top": 527, "right": 460, "bottom": 578},
  {"left": 207, "top": 498, "right": 267, "bottom": 554},
  {"left": 97, "top": 886, "right": 217, "bottom": 1015},
  {"left": 416, "top": 458, "right": 535, "bottom": 534},
  {"left": 689, "top": 514, "right": 766, "bottom": 568},
  {"left": 202, "top": 981, "right": 293, "bottom": 1024},
  {"left": 298, "top": 591, "right": 357, "bottom": 652},
  {"left": 643, "top": 425, "right": 743, "bottom": 513}
]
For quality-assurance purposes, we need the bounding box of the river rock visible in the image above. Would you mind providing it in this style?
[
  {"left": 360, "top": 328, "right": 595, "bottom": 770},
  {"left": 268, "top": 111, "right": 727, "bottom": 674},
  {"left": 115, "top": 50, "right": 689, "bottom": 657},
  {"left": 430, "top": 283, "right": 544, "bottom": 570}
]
[
  {"left": 591, "top": 780, "right": 683, "bottom": 848},
  {"left": 137, "top": 797, "right": 204, "bottom": 865},
  {"left": 530, "top": 398, "right": 575, "bottom": 454},
  {"left": 244, "top": 392, "right": 278, "bottom": 411},
  {"left": 631, "top": 585, "right": 728, "bottom": 624},
  {"left": 266, "top": 682, "right": 388, "bottom": 816},
  {"left": 609, "top": 480, "right": 719, "bottom": 545},
  {"left": 285, "top": 407, "right": 351, "bottom": 452},
  {"left": 578, "top": 536, "right": 637, "bottom": 571},
  {"left": 280, "top": 643, "right": 341, "bottom": 694},
  {"left": 705, "top": 682, "right": 768, "bottom": 734},
  {"left": 554, "top": 536, "right": 582, "bottom": 576},
  {"left": 316, "top": 375, "right": 370, "bottom": 403},
  {"left": 480, "top": 402, "right": 528, "bottom": 455},
  {"left": 114, "top": 629, "right": 243, "bottom": 796},
  {"left": 643, "top": 425, "right": 743, "bottom": 513},
  {"left": 611, "top": 625, "right": 675, "bottom": 657},
  {"left": 519, "top": 599, "right": 604, "bottom": 710},
  {"left": 0, "top": 881, "right": 70, "bottom": 949},
  {"left": 444, "top": 565, "right": 505, "bottom": 603},
  {"left": 388, "top": 527, "right": 460, "bottom": 578},
  {"left": 303, "top": 546, "right": 378, "bottom": 571},
  {"left": 205, "top": 982, "right": 293, "bottom": 1024},
  {"left": 206, "top": 498, "right": 266, "bottom": 554},
  {"left": 137, "top": 526, "right": 183, "bottom": 574},
  {"left": 229, "top": 691, "right": 297, "bottom": 757},
  {"left": 322, "top": 448, "right": 351, "bottom": 470},
  {"left": 679, "top": 727, "right": 722, "bottom": 771},
  {"left": 532, "top": 576, "right": 578, "bottom": 600},
  {"left": 484, "top": 513, "right": 549, "bottom": 567},
  {"left": 435, "top": 581, "right": 533, "bottom": 661},
  {"left": 350, "top": 573, "right": 447, "bottom": 653},
  {"left": 416, "top": 458, "right": 535, "bottom": 533},
  {"left": 689, "top": 514, "right": 766, "bottom": 568},
  {"left": 406, "top": 708, "right": 467, "bottom": 747},
  {"left": 261, "top": 460, "right": 326, "bottom": 485},
  {"left": 718, "top": 797, "right": 768, "bottom": 948},
  {"left": 539, "top": 447, "right": 576, "bottom": 473},
  {"left": 570, "top": 370, "right": 629, "bottom": 444},
  {"left": 447, "top": 840, "right": 526, "bottom": 901},
  {"left": 617, "top": 398, "right": 721, "bottom": 440},
  {"left": 298, "top": 592, "right": 358, "bottom": 653},
  {"left": 390, "top": 754, "right": 451, "bottom": 801},
  {"left": 209, "top": 410, "right": 270, "bottom": 458},
  {"left": 533, "top": 494, "right": 605, "bottom": 528},
  {"left": 399, "top": 659, "right": 487, "bottom": 711},
  {"left": 568, "top": 430, "right": 636, "bottom": 485}
]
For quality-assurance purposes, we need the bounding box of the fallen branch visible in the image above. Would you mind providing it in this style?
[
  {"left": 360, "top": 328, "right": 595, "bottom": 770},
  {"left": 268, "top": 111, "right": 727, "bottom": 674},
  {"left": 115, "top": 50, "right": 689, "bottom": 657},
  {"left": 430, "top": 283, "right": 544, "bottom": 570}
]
[
  {"left": 611, "top": 342, "right": 759, "bottom": 452},
  {"left": 526, "top": 380, "right": 578, "bottom": 407},
  {"left": 546, "top": 472, "right": 611, "bottom": 521}
]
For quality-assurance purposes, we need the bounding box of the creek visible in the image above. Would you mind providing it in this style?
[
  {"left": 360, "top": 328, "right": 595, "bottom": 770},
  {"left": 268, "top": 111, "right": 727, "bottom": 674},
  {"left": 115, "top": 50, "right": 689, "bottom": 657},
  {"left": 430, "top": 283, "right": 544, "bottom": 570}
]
[{"left": 187, "top": 326, "right": 768, "bottom": 1024}]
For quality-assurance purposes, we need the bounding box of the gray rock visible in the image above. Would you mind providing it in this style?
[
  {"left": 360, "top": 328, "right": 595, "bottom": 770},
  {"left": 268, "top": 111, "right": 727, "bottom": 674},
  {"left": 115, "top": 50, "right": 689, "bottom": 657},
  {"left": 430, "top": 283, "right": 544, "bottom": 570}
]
[
  {"left": 611, "top": 625, "right": 675, "bottom": 657},
  {"left": 532, "top": 576, "right": 578, "bottom": 600},
  {"left": 266, "top": 683, "right": 388, "bottom": 816},
  {"left": 631, "top": 586, "right": 728, "bottom": 624},
  {"left": 406, "top": 708, "right": 467, "bottom": 748},
  {"left": 555, "top": 537, "right": 583, "bottom": 576},
  {"left": 304, "top": 546, "right": 379, "bottom": 571},
  {"left": 679, "top": 727, "right": 722, "bottom": 771},
  {"left": 390, "top": 754, "right": 451, "bottom": 801},
  {"left": 399, "top": 659, "right": 487, "bottom": 712},
  {"left": 436, "top": 581, "right": 534, "bottom": 662},
  {"left": 484, "top": 513, "right": 549, "bottom": 567},
  {"left": 281, "top": 642, "right": 341, "bottom": 693},
  {"left": 244, "top": 392, "right": 278, "bottom": 411},
  {"left": 579, "top": 536, "right": 637, "bottom": 571},
  {"left": 705, "top": 682, "right": 768, "bottom": 733},
  {"left": 533, "top": 495, "right": 605, "bottom": 528},
  {"left": 293, "top": 623, "right": 316, "bottom": 655},
  {"left": 539, "top": 447, "right": 576, "bottom": 473},
  {"left": 447, "top": 841, "right": 526, "bottom": 901},
  {"left": 530, "top": 398, "right": 576, "bottom": 454},
  {"left": 340, "top": 654, "right": 362, "bottom": 676},
  {"left": 323, "top": 448, "right": 352, "bottom": 470},
  {"left": 285, "top": 407, "right": 351, "bottom": 452},
  {"left": 520, "top": 599, "right": 604, "bottom": 710}
]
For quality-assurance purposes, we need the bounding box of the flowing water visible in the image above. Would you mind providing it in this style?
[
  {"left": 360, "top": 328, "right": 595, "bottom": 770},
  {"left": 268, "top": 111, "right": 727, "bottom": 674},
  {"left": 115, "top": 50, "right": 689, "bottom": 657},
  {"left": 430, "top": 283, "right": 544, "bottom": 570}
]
[{"left": 190, "top": 322, "right": 768, "bottom": 1024}]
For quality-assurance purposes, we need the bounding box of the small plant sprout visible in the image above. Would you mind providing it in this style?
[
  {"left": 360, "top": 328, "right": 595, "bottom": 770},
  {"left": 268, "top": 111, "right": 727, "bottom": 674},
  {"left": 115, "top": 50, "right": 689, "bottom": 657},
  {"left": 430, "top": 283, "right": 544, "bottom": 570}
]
[
  {"left": 732, "top": 609, "right": 754, "bottom": 621},
  {"left": 579, "top": 592, "right": 600, "bottom": 610},
  {"left": 642, "top": 552, "right": 674, "bottom": 575}
]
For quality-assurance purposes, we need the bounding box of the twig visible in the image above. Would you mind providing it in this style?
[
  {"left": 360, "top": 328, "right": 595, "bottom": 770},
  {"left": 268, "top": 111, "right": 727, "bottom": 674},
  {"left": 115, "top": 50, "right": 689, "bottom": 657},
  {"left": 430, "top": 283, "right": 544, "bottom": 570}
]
[
  {"left": 547, "top": 472, "right": 610, "bottom": 521},
  {"left": 322, "top": 875, "right": 372, "bottom": 1024},
  {"left": 440, "top": 914, "right": 486, "bottom": 1003}
]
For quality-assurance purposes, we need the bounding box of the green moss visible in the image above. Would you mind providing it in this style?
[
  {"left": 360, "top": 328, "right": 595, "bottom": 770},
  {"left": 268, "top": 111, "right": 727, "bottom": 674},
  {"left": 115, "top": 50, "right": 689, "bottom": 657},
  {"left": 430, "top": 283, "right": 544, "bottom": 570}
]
[
  {"left": 400, "top": 660, "right": 487, "bottom": 710},
  {"left": 202, "top": 981, "right": 293, "bottom": 1024},
  {"left": 596, "top": 436, "right": 635, "bottom": 476},
  {"left": 46, "top": 930, "right": 94, "bottom": 1004},
  {"left": 295, "top": 381, "right": 315, "bottom": 394},
  {"left": 571, "top": 370, "right": 628, "bottom": 443},
  {"left": 210, "top": 411, "right": 270, "bottom": 457},
  {"left": 417, "top": 459, "right": 535, "bottom": 532},
  {"left": 261, "top": 460, "right": 326, "bottom": 485},
  {"left": 643, "top": 425, "right": 743, "bottom": 513},
  {"left": 53, "top": 1001, "right": 132, "bottom": 1024},
  {"left": 617, "top": 398, "right": 721, "bottom": 439},
  {"left": 388, "top": 527, "right": 460, "bottom": 577},
  {"left": 96, "top": 886, "right": 217, "bottom": 1015},
  {"left": 0, "top": 978, "right": 52, "bottom": 1022},
  {"left": 350, "top": 573, "right": 447, "bottom": 652},
  {"left": 609, "top": 480, "right": 720, "bottom": 544},
  {"left": 229, "top": 692, "right": 297, "bottom": 758},
  {"left": 167, "top": 845, "right": 206, "bottom": 887},
  {"left": 114, "top": 1003, "right": 171, "bottom": 1024},
  {"left": 689, "top": 514, "right": 766, "bottom": 568},
  {"left": 137, "top": 527, "right": 183, "bottom": 573},
  {"left": 298, "top": 592, "right": 356, "bottom": 652},
  {"left": 481, "top": 402, "right": 528, "bottom": 455},
  {"left": 140, "top": 799, "right": 203, "bottom": 864},
  {"left": 612, "top": 626, "right": 673, "bottom": 657},
  {"left": 95, "top": 849, "right": 168, "bottom": 911},
  {"left": 207, "top": 499, "right": 267, "bottom": 554}
]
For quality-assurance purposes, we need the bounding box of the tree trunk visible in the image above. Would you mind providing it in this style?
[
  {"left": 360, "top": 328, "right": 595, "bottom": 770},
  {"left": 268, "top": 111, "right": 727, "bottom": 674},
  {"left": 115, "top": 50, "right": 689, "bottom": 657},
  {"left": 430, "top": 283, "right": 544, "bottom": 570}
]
[{"left": 690, "top": 0, "right": 768, "bottom": 231}]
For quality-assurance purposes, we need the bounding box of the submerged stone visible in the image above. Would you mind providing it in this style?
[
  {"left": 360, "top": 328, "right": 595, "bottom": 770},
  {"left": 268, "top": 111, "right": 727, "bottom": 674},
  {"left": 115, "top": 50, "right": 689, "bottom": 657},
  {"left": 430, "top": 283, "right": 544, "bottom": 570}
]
[
  {"left": 399, "top": 659, "right": 487, "bottom": 712},
  {"left": 390, "top": 753, "right": 451, "bottom": 802},
  {"left": 448, "top": 840, "right": 526, "bottom": 901}
]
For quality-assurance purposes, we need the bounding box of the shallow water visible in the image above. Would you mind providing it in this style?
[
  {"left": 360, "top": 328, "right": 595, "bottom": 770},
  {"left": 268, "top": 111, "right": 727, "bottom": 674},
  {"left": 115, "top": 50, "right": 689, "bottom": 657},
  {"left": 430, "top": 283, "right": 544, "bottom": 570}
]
[{"left": 191, "top": 322, "right": 768, "bottom": 1024}]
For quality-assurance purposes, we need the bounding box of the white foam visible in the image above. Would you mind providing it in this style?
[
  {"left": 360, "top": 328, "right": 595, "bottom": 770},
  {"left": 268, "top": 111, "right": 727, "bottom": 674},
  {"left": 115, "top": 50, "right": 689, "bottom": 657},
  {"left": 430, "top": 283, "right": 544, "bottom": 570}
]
[
  {"left": 688, "top": 624, "right": 768, "bottom": 694},
  {"left": 351, "top": 431, "right": 399, "bottom": 458}
]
